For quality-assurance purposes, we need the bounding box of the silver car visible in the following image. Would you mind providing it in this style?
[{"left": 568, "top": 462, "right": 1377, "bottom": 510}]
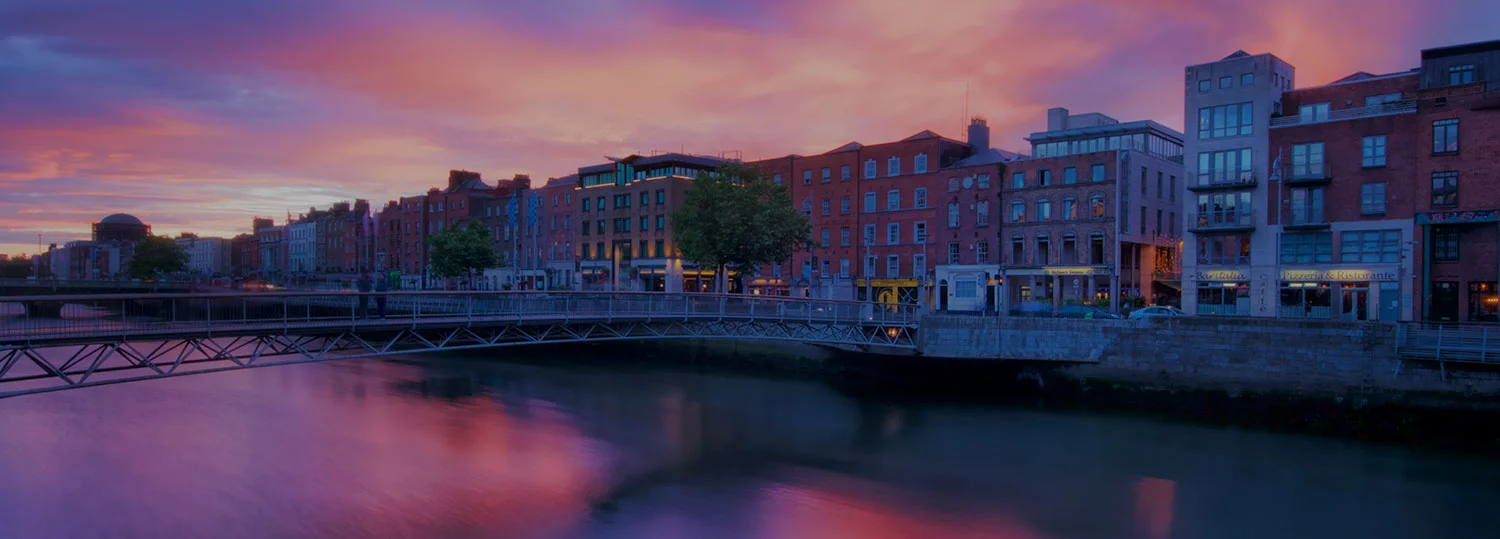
[{"left": 1128, "top": 306, "right": 1186, "bottom": 319}]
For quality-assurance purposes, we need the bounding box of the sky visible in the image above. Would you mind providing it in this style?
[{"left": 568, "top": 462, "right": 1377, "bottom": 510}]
[{"left": 1, "top": 0, "right": 1496, "bottom": 256}]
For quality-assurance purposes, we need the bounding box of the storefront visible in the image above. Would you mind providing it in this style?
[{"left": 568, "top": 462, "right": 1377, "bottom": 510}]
[
  {"left": 1193, "top": 270, "right": 1250, "bottom": 316},
  {"left": 1276, "top": 268, "right": 1401, "bottom": 321},
  {"left": 935, "top": 265, "right": 999, "bottom": 313},
  {"left": 1003, "top": 267, "right": 1112, "bottom": 313},
  {"left": 635, "top": 266, "right": 667, "bottom": 292},
  {"left": 856, "top": 278, "right": 920, "bottom": 305},
  {"left": 747, "top": 278, "right": 789, "bottom": 296}
]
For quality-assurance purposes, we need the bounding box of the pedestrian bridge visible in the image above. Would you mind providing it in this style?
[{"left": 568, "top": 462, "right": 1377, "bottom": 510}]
[{"left": 0, "top": 291, "right": 917, "bottom": 398}]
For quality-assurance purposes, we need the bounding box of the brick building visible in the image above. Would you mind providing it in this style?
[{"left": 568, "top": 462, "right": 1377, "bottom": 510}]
[{"left": 999, "top": 108, "right": 1185, "bottom": 314}]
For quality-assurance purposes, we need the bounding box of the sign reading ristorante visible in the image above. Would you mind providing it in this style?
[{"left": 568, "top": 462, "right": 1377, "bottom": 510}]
[{"left": 1280, "top": 269, "right": 1398, "bottom": 281}]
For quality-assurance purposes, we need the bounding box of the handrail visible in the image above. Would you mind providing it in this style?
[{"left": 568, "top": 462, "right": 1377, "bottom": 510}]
[
  {"left": 1269, "top": 100, "right": 1417, "bottom": 128},
  {"left": 0, "top": 289, "right": 884, "bottom": 306}
]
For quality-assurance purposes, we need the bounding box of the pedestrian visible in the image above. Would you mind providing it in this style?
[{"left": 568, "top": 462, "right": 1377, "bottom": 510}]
[
  {"left": 374, "top": 273, "right": 389, "bottom": 319},
  {"left": 356, "top": 271, "right": 373, "bottom": 319}
]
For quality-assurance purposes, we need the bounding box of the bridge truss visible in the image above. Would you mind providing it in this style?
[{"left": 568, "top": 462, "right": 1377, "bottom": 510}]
[{"left": 0, "top": 291, "right": 917, "bottom": 398}]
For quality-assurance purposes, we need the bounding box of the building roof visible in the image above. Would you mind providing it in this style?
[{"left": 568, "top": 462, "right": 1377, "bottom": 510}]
[
  {"left": 1223, "top": 50, "right": 1251, "bottom": 60},
  {"left": 99, "top": 213, "right": 144, "bottom": 226},
  {"left": 1026, "top": 119, "right": 1185, "bottom": 144},
  {"left": 1422, "top": 39, "right": 1500, "bottom": 60},
  {"left": 827, "top": 141, "right": 863, "bottom": 153},
  {"left": 950, "top": 147, "right": 1023, "bottom": 168}
]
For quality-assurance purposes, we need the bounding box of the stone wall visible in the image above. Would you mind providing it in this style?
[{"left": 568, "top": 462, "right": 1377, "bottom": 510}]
[{"left": 916, "top": 314, "right": 1500, "bottom": 395}]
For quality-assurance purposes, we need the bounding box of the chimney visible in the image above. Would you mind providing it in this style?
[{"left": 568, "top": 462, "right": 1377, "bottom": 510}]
[
  {"left": 513, "top": 174, "right": 532, "bottom": 190},
  {"left": 967, "top": 117, "right": 990, "bottom": 151},
  {"left": 448, "top": 169, "right": 481, "bottom": 191},
  {"left": 1047, "top": 107, "right": 1070, "bottom": 131}
]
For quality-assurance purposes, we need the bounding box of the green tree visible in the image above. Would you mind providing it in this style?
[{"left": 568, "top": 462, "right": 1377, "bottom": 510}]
[
  {"left": 673, "top": 162, "right": 811, "bottom": 293},
  {"left": 0, "top": 255, "right": 33, "bottom": 279},
  {"left": 428, "top": 220, "right": 501, "bottom": 283},
  {"left": 128, "top": 235, "right": 188, "bottom": 279}
]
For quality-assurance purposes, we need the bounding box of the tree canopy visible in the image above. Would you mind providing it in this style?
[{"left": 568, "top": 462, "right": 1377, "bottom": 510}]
[
  {"left": 428, "top": 220, "right": 501, "bottom": 279},
  {"left": 672, "top": 162, "right": 811, "bottom": 293},
  {"left": 0, "top": 255, "right": 32, "bottom": 279},
  {"left": 128, "top": 235, "right": 188, "bottom": 279}
]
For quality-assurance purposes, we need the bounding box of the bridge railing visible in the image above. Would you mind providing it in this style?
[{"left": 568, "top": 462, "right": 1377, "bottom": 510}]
[{"left": 0, "top": 291, "right": 917, "bottom": 344}]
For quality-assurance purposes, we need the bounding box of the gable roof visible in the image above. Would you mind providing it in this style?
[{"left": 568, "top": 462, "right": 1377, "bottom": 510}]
[
  {"left": 1222, "top": 50, "right": 1251, "bottom": 60},
  {"left": 901, "top": 130, "right": 941, "bottom": 141},
  {"left": 827, "top": 141, "right": 863, "bottom": 153}
]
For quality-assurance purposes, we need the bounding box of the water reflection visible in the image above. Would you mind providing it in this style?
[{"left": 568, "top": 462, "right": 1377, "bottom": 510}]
[{"left": 0, "top": 351, "right": 1497, "bottom": 538}]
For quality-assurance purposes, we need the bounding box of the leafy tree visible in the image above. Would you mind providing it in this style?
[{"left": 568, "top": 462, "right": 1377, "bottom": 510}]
[
  {"left": 0, "top": 255, "right": 33, "bottom": 279},
  {"left": 128, "top": 235, "right": 188, "bottom": 279},
  {"left": 428, "top": 220, "right": 501, "bottom": 283},
  {"left": 673, "top": 162, "right": 811, "bottom": 293}
]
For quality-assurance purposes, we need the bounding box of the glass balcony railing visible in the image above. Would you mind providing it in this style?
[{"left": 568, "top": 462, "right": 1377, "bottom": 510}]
[{"left": 1270, "top": 100, "right": 1417, "bottom": 127}]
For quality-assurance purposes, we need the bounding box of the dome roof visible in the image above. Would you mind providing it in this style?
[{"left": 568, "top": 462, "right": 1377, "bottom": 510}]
[{"left": 99, "top": 213, "right": 145, "bottom": 226}]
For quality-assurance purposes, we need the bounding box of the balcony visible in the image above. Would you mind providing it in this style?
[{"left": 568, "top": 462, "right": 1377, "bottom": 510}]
[
  {"left": 1270, "top": 100, "right": 1417, "bottom": 128},
  {"left": 1189, "top": 222, "right": 1255, "bottom": 235},
  {"left": 1285, "top": 208, "right": 1328, "bottom": 230},
  {"left": 1187, "top": 176, "right": 1258, "bottom": 193},
  {"left": 1285, "top": 168, "right": 1331, "bottom": 186}
]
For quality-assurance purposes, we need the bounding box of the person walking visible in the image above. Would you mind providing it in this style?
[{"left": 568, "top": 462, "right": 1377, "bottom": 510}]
[
  {"left": 356, "top": 271, "right": 373, "bottom": 319},
  {"left": 373, "top": 273, "right": 389, "bottom": 319}
]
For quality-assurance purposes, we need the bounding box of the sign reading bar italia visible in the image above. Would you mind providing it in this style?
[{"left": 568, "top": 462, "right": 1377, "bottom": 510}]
[{"left": 1280, "top": 269, "right": 1398, "bottom": 282}]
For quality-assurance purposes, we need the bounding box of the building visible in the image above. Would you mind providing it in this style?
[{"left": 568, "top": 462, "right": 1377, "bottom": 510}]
[
  {"left": 175, "top": 234, "right": 231, "bottom": 277},
  {"left": 92, "top": 214, "right": 150, "bottom": 243},
  {"left": 573, "top": 153, "right": 727, "bottom": 292},
  {"left": 1182, "top": 38, "right": 1500, "bottom": 322},
  {"left": 286, "top": 219, "right": 317, "bottom": 276},
  {"left": 539, "top": 175, "right": 578, "bottom": 290},
  {"left": 999, "top": 108, "right": 1185, "bottom": 314},
  {"left": 1413, "top": 39, "right": 1500, "bottom": 322},
  {"left": 258, "top": 225, "right": 285, "bottom": 280},
  {"left": 230, "top": 233, "right": 258, "bottom": 279},
  {"left": 932, "top": 130, "right": 1017, "bottom": 312}
]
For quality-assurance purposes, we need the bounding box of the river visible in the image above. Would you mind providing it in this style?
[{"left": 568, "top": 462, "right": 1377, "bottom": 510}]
[{"left": 1, "top": 349, "right": 1498, "bottom": 539}]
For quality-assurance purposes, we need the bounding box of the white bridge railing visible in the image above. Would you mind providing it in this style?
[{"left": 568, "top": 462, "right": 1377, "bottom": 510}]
[{"left": 0, "top": 291, "right": 918, "bottom": 345}]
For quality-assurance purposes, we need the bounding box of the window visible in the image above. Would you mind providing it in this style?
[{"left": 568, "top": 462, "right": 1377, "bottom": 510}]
[
  {"left": 1012, "top": 172, "right": 1025, "bottom": 189},
  {"left": 1196, "top": 192, "right": 1252, "bottom": 228},
  {"left": 976, "top": 201, "right": 990, "bottom": 226},
  {"left": 1433, "top": 119, "right": 1459, "bottom": 154},
  {"left": 1157, "top": 172, "right": 1163, "bottom": 198},
  {"left": 1432, "top": 172, "right": 1458, "bottom": 206},
  {"left": 1058, "top": 167, "right": 1077, "bottom": 185},
  {"left": 1196, "top": 148, "right": 1253, "bottom": 185},
  {"left": 1219, "top": 76, "right": 1231, "bottom": 89},
  {"left": 914, "top": 222, "right": 927, "bottom": 244},
  {"left": 1036, "top": 236, "right": 1050, "bottom": 264},
  {"left": 914, "top": 154, "right": 928, "bottom": 173},
  {"left": 1061, "top": 197, "right": 1077, "bottom": 220},
  {"left": 1198, "top": 79, "right": 1210, "bottom": 92},
  {"left": 1280, "top": 232, "right": 1333, "bottom": 264},
  {"left": 1089, "top": 232, "right": 1105, "bottom": 264},
  {"left": 800, "top": 198, "right": 812, "bottom": 216},
  {"left": 1299, "top": 103, "right": 1330, "bottom": 123},
  {"left": 887, "top": 157, "right": 900, "bottom": 176},
  {"left": 655, "top": 215, "right": 665, "bottom": 230},
  {"left": 772, "top": 174, "right": 782, "bottom": 185},
  {"left": 1449, "top": 64, "right": 1476, "bottom": 85},
  {"left": 1291, "top": 143, "right": 1325, "bottom": 178},
  {"left": 841, "top": 165, "right": 851, "bottom": 181},
  {"left": 1140, "top": 206, "right": 1147, "bottom": 234},
  {"left": 1038, "top": 169, "right": 1051, "bottom": 187},
  {"left": 1366, "top": 93, "right": 1402, "bottom": 107},
  {"left": 948, "top": 177, "right": 960, "bottom": 192},
  {"left": 840, "top": 196, "right": 851, "bottom": 215},
  {"left": 821, "top": 168, "right": 831, "bottom": 183},
  {"left": 655, "top": 240, "right": 665, "bottom": 258},
  {"left": 1036, "top": 199, "right": 1052, "bottom": 222},
  {"left": 582, "top": 244, "right": 591, "bottom": 259},
  {"left": 865, "top": 256, "right": 876, "bottom": 276},
  {"left": 820, "top": 228, "right": 830, "bottom": 248},
  {"left": 1360, "top": 183, "right": 1386, "bottom": 215},
  {"left": 1198, "top": 282, "right": 1250, "bottom": 316},
  {"left": 839, "top": 259, "right": 850, "bottom": 278},
  {"left": 1011, "top": 200, "right": 1025, "bottom": 222},
  {"left": 914, "top": 188, "right": 928, "bottom": 209},
  {"left": 641, "top": 216, "right": 649, "bottom": 231},
  {"left": 864, "top": 160, "right": 876, "bottom": 179},
  {"left": 840, "top": 227, "right": 850, "bottom": 247},
  {"left": 1434, "top": 227, "right": 1460, "bottom": 262},
  {"left": 887, "top": 223, "right": 900, "bottom": 245},
  {"left": 1339, "top": 230, "right": 1400, "bottom": 263},
  {"left": 821, "top": 197, "right": 831, "bottom": 216},
  {"left": 1090, "top": 194, "right": 1106, "bottom": 219},
  {"left": 1362, "top": 135, "right": 1386, "bottom": 167},
  {"left": 598, "top": 196, "right": 606, "bottom": 211},
  {"left": 863, "top": 224, "right": 876, "bottom": 245},
  {"left": 1470, "top": 283, "right": 1498, "bottom": 322},
  {"left": 1091, "top": 164, "right": 1105, "bottom": 182},
  {"left": 1290, "top": 187, "right": 1325, "bottom": 225},
  {"left": 976, "top": 241, "right": 989, "bottom": 264},
  {"left": 1169, "top": 212, "right": 1176, "bottom": 235},
  {"left": 656, "top": 190, "right": 665, "bottom": 205},
  {"left": 1198, "top": 102, "right": 1254, "bottom": 139},
  {"left": 582, "top": 198, "right": 591, "bottom": 212},
  {"left": 597, "top": 220, "right": 604, "bottom": 234},
  {"left": 581, "top": 221, "right": 590, "bottom": 236},
  {"left": 803, "top": 170, "right": 812, "bottom": 185},
  {"left": 1011, "top": 235, "right": 1025, "bottom": 264},
  {"left": 641, "top": 191, "right": 649, "bottom": 206},
  {"left": 863, "top": 192, "right": 876, "bottom": 212},
  {"left": 887, "top": 190, "right": 900, "bottom": 211},
  {"left": 1196, "top": 235, "right": 1252, "bottom": 265},
  {"left": 1241, "top": 73, "right": 1254, "bottom": 86},
  {"left": 886, "top": 255, "right": 900, "bottom": 277},
  {"left": 948, "top": 242, "right": 960, "bottom": 264},
  {"left": 977, "top": 174, "right": 990, "bottom": 189},
  {"left": 1141, "top": 167, "right": 1148, "bottom": 195}
]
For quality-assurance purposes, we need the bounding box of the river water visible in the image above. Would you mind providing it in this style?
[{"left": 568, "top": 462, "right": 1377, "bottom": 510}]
[{"left": 1, "top": 350, "right": 1498, "bottom": 539}]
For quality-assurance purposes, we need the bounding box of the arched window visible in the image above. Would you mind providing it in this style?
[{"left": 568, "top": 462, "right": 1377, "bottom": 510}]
[
  {"left": 914, "top": 153, "right": 929, "bottom": 173},
  {"left": 801, "top": 198, "right": 813, "bottom": 216},
  {"left": 1036, "top": 198, "right": 1052, "bottom": 222},
  {"left": 887, "top": 156, "right": 902, "bottom": 176},
  {"left": 1010, "top": 200, "right": 1026, "bottom": 223},
  {"left": 1089, "top": 193, "right": 1107, "bottom": 218},
  {"left": 1062, "top": 196, "right": 1078, "bottom": 220}
]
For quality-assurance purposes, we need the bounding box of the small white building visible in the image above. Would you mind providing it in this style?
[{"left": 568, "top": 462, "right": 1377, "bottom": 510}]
[
  {"left": 175, "top": 236, "right": 230, "bottom": 277},
  {"left": 286, "top": 221, "right": 318, "bottom": 274}
]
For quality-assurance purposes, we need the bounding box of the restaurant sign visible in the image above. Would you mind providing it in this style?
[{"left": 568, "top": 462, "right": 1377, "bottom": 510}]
[
  {"left": 1416, "top": 209, "right": 1500, "bottom": 225},
  {"left": 1193, "top": 270, "right": 1247, "bottom": 281},
  {"left": 1280, "top": 269, "right": 1398, "bottom": 282}
]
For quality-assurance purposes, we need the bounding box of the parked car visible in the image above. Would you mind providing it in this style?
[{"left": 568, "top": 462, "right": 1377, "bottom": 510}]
[
  {"left": 1129, "top": 306, "right": 1186, "bottom": 319},
  {"left": 1055, "top": 305, "right": 1121, "bottom": 319}
]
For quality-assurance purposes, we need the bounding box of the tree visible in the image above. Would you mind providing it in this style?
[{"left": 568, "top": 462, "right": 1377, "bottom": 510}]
[
  {"left": 128, "top": 235, "right": 188, "bottom": 279},
  {"left": 0, "top": 255, "right": 32, "bottom": 279},
  {"left": 673, "top": 162, "right": 812, "bottom": 293},
  {"left": 428, "top": 220, "right": 501, "bottom": 284}
]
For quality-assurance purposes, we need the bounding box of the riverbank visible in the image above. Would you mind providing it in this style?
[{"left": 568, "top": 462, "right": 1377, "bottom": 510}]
[{"left": 488, "top": 337, "right": 1500, "bottom": 453}]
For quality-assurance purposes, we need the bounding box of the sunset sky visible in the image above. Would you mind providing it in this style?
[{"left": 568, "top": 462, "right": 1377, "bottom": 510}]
[{"left": 2, "top": 0, "right": 1496, "bottom": 256}]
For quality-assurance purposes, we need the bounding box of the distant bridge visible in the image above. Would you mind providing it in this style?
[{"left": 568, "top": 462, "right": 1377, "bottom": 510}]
[
  {"left": 0, "top": 291, "right": 917, "bottom": 398},
  {"left": 0, "top": 278, "right": 193, "bottom": 297}
]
